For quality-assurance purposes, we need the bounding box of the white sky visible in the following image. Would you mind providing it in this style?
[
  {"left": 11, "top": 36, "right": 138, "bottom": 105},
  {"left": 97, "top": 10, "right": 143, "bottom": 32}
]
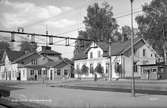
[{"left": 0, "top": 0, "right": 152, "bottom": 58}]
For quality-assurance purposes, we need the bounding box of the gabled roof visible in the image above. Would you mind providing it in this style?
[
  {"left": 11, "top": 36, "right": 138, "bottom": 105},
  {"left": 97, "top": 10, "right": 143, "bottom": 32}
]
[
  {"left": 74, "top": 37, "right": 154, "bottom": 60},
  {"left": 0, "top": 50, "right": 25, "bottom": 63},
  {"left": 0, "top": 50, "right": 4, "bottom": 62},
  {"left": 13, "top": 51, "right": 38, "bottom": 63}
]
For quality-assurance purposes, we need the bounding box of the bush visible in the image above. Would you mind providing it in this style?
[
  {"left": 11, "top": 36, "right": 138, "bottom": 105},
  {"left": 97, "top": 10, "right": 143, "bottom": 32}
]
[
  {"left": 95, "top": 63, "right": 104, "bottom": 74},
  {"left": 81, "top": 65, "right": 89, "bottom": 75}
]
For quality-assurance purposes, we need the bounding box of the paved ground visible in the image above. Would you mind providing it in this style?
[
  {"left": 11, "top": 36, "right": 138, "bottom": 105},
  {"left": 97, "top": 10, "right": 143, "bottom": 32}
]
[
  {"left": 51, "top": 79, "right": 167, "bottom": 95},
  {"left": 9, "top": 84, "right": 167, "bottom": 108},
  {"left": 0, "top": 79, "right": 167, "bottom": 108}
]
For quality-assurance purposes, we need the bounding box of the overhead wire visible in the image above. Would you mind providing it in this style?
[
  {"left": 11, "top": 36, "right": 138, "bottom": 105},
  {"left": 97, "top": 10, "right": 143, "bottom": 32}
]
[
  {"left": 55, "top": 9, "right": 142, "bottom": 36},
  {"left": 0, "top": 7, "right": 143, "bottom": 48}
]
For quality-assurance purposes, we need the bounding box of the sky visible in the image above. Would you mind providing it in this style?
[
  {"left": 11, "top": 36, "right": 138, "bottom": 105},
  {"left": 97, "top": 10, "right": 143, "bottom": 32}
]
[{"left": 0, "top": 0, "right": 152, "bottom": 58}]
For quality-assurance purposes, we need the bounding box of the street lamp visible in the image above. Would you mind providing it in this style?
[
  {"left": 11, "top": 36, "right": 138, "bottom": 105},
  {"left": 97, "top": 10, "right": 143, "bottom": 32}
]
[{"left": 130, "top": 0, "right": 135, "bottom": 97}]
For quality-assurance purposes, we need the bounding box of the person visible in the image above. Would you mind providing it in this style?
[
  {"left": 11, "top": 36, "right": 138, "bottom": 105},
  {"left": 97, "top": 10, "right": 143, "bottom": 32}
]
[{"left": 94, "top": 73, "right": 97, "bottom": 81}]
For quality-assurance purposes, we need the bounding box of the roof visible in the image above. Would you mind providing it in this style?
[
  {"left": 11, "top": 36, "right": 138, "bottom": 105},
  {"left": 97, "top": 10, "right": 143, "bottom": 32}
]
[
  {"left": 74, "top": 37, "right": 148, "bottom": 60},
  {"left": 42, "top": 59, "right": 62, "bottom": 67},
  {"left": 13, "top": 51, "right": 38, "bottom": 63},
  {"left": 19, "top": 64, "right": 47, "bottom": 69},
  {"left": 19, "top": 58, "right": 71, "bottom": 69},
  {"left": 55, "top": 61, "right": 68, "bottom": 68},
  {"left": 0, "top": 50, "right": 25, "bottom": 63},
  {"left": 39, "top": 50, "right": 61, "bottom": 55},
  {"left": 63, "top": 58, "right": 73, "bottom": 65},
  {"left": 0, "top": 50, "right": 4, "bottom": 62}
]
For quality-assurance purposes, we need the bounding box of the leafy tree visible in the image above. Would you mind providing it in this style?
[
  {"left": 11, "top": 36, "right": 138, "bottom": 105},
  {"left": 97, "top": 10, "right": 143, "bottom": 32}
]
[
  {"left": 0, "top": 41, "right": 10, "bottom": 50},
  {"left": 135, "top": 0, "right": 167, "bottom": 55},
  {"left": 121, "top": 25, "right": 131, "bottom": 41},
  {"left": 74, "top": 2, "right": 118, "bottom": 58},
  {"left": 20, "top": 41, "right": 37, "bottom": 53},
  {"left": 81, "top": 64, "right": 89, "bottom": 75},
  {"left": 95, "top": 63, "right": 104, "bottom": 74}
]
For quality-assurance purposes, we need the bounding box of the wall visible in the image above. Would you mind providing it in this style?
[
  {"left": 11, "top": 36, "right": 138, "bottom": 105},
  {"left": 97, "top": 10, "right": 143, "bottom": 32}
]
[
  {"left": 75, "top": 43, "right": 111, "bottom": 78},
  {"left": 20, "top": 68, "right": 27, "bottom": 80},
  {"left": 54, "top": 64, "right": 72, "bottom": 79},
  {"left": 0, "top": 54, "right": 19, "bottom": 80},
  {"left": 124, "top": 43, "right": 158, "bottom": 78}
]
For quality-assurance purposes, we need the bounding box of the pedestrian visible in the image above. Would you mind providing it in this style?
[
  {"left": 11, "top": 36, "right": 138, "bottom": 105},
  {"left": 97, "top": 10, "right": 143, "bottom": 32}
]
[{"left": 94, "top": 73, "right": 97, "bottom": 81}]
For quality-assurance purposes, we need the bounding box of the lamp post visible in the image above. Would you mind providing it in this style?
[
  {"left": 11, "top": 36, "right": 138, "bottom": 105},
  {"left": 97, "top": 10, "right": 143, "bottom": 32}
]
[{"left": 130, "top": 0, "right": 135, "bottom": 97}]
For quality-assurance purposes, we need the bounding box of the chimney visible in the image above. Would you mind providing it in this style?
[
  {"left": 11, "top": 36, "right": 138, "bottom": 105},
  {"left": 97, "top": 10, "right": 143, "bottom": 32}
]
[{"left": 42, "top": 46, "right": 51, "bottom": 51}]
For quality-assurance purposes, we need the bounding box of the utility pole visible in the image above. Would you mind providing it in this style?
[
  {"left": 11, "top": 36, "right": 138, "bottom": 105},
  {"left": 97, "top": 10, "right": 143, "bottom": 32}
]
[
  {"left": 46, "top": 25, "right": 49, "bottom": 46},
  {"left": 130, "top": 0, "right": 135, "bottom": 97},
  {"left": 163, "top": 24, "right": 167, "bottom": 65},
  {"left": 109, "top": 37, "right": 112, "bottom": 81}
]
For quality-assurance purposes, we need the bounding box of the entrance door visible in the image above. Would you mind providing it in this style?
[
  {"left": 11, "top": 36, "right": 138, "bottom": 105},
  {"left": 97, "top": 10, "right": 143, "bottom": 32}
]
[
  {"left": 50, "top": 70, "right": 53, "bottom": 80},
  {"left": 17, "top": 72, "right": 21, "bottom": 80}
]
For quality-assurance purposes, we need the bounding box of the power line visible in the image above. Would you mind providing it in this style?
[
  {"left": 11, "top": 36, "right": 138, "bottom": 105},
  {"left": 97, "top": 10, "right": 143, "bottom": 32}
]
[
  {"left": 0, "top": 30, "right": 101, "bottom": 42},
  {"left": 55, "top": 10, "right": 142, "bottom": 36}
]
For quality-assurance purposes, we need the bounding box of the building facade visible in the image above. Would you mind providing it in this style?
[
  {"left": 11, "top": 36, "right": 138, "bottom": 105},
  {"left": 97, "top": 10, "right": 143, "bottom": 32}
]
[
  {"left": 74, "top": 37, "right": 160, "bottom": 79},
  {"left": 0, "top": 46, "right": 73, "bottom": 81},
  {"left": 0, "top": 50, "right": 24, "bottom": 80}
]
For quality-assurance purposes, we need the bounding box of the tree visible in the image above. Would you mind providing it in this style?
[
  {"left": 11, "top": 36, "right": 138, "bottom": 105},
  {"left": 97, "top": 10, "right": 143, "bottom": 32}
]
[
  {"left": 74, "top": 2, "right": 118, "bottom": 58},
  {"left": 0, "top": 41, "right": 10, "bottom": 50},
  {"left": 20, "top": 41, "right": 37, "bottom": 53},
  {"left": 135, "top": 0, "right": 167, "bottom": 56},
  {"left": 81, "top": 65, "right": 89, "bottom": 75},
  {"left": 121, "top": 25, "right": 131, "bottom": 41},
  {"left": 95, "top": 63, "right": 104, "bottom": 74},
  {"left": 75, "top": 68, "right": 82, "bottom": 79}
]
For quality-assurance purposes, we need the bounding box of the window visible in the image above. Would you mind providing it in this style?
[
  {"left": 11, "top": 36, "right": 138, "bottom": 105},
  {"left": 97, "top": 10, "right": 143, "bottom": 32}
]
[
  {"left": 98, "top": 51, "right": 101, "bottom": 57},
  {"left": 38, "top": 70, "right": 41, "bottom": 75},
  {"left": 152, "top": 68, "right": 157, "bottom": 72},
  {"left": 90, "top": 63, "right": 94, "bottom": 73},
  {"left": 133, "top": 62, "right": 137, "bottom": 72},
  {"left": 43, "top": 70, "right": 47, "bottom": 75},
  {"left": 57, "top": 69, "right": 61, "bottom": 75},
  {"left": 134, "top": 48, "right": 137, "bottom": 54},
  {"left": 106, "top": 63, "right": 109, "bottom": 73},
  {"left": 64, "top": 70, "right": 68, "bottom": 75},
  {"left": 143, "top": 49, "right": 146, "bottom": 57},
  {"left": 151, "top": 54, "right": 153, "bottom": 57},
  {"left": 31, "top": 59, "right": 37, "bottom": 65},
  {"left": 30, "top": 70, "right": 34, "bottom": 75},
  {"left": 90, "top": 52, "right": 93, "bottom": 58}
]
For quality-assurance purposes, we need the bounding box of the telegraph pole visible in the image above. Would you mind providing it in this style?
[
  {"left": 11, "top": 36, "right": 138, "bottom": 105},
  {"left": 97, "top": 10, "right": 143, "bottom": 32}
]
[
  {"left": 109, "top": 37, "right": 112, "bottom": 81},
  {"left": 130, "top": 0, "right": 135, "bottom": 97}
]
